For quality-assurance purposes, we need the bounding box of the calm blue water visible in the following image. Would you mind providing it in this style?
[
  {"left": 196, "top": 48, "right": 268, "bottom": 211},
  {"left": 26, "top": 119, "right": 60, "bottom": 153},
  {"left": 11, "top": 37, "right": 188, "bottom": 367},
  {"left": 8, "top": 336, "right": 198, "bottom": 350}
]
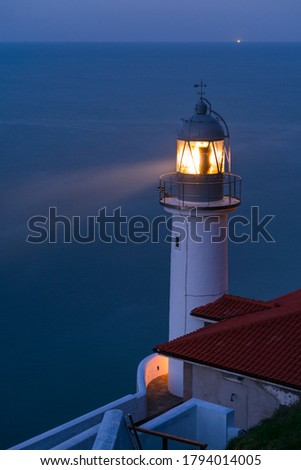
[{"left": 0, "top": 42, "right": 300, "bottom": 448}]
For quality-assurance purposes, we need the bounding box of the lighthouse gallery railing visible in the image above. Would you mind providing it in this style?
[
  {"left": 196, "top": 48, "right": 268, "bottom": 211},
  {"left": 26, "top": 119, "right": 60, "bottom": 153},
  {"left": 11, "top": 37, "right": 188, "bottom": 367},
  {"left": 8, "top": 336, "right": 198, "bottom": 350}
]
[{"left": 159, "top": 172, "right": 241, "bottom": 210}]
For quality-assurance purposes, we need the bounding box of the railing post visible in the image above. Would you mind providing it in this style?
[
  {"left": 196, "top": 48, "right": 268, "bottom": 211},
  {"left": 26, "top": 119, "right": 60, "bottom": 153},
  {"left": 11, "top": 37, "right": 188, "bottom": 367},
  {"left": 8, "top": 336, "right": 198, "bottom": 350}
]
[
  {"left": 162, "top": 436, "right": 168, "bottom": 450},
  {"left": 128, "top": 414, "right": 143, "bottom": 450}
]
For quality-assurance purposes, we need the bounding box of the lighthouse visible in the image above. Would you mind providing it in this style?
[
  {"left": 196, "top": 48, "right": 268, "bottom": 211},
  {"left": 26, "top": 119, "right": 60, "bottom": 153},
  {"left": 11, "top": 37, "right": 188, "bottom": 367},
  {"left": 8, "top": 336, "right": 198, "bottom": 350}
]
[{"left": 159, "top": 84, "right": 241, "bottom": 396}]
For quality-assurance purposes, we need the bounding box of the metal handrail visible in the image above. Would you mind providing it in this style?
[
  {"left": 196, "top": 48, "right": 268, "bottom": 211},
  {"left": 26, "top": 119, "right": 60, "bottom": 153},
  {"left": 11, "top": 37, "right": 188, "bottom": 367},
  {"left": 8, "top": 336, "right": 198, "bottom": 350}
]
[{"left": 129, "top": 424, "right": 207, "bottom": 450}]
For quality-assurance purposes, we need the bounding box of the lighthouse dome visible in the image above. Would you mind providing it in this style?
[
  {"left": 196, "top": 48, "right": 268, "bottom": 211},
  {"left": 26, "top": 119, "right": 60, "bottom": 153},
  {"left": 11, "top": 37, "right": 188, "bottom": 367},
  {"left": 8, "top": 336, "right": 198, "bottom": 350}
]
[{"left": 177, "top": 111, "right": 225, "bottom": 142}]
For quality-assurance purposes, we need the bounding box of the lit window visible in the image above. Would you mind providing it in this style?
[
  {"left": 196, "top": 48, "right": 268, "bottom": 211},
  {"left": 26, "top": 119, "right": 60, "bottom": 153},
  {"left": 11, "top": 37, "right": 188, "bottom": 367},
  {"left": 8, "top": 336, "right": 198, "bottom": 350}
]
[{"left": 176, "top": 140, "right": 225, "bottom": 175}]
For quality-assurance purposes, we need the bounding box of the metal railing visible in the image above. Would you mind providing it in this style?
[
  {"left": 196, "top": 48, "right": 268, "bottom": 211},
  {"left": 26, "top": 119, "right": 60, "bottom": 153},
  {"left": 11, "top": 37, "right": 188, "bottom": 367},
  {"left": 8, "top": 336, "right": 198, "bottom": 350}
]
[
  {"left": 158, "top": 172, "right": 241, "bottom": 210},
  {"left": 128, "top": 419, "right": 207, "bottom": 450}
]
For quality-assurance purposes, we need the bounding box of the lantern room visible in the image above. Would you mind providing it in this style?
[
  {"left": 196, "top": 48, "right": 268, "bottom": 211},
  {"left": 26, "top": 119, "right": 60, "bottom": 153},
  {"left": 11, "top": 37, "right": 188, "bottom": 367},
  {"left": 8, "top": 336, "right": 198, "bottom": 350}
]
[
  {"left": 159, "top": 85, "right": 241, "bottom": 209},
  {"left": 176, "top": 100, "right": 226, "bottom": 176}
]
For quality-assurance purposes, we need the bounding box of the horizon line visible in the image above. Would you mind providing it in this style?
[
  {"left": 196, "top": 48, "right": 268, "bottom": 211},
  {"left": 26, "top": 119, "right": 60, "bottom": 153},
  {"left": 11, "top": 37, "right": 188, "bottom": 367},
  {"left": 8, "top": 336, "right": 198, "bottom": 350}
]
[{"left": 0, "top": 39, "right": 301, "bottom": 44}]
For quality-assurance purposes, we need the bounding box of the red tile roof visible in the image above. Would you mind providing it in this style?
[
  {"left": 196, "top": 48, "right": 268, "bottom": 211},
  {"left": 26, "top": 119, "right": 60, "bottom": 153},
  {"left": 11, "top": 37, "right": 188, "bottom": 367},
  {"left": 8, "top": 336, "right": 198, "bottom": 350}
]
[
  {"left": 155, "top": 289, "right": 301, "bottom": 390},
  {"left": 191, "top": 294, "right": 275, "bottom": 321}
]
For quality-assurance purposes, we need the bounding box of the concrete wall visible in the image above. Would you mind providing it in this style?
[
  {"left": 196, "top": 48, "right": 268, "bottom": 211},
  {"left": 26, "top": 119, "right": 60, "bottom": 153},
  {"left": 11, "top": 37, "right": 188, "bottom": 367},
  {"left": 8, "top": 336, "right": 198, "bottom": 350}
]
[
  {"left": 92, "top": 410, "right": 136, "bottom": 450},
  {"left": 11, "top": 393, "right": 146, "bottom": 450},
  {"left": 185, "top": 362, "right": 301, "bottom": 429},
  {"left": 139, "top": 398, "right": 240, "bottom": 450}
]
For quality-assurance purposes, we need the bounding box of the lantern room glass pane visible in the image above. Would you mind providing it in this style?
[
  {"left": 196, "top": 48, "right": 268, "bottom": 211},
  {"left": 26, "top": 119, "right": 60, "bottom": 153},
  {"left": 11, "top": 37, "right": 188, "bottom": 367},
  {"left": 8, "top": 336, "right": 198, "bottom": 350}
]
[{"left": 177, "top": 139, "right": 225, "bottom": 175}]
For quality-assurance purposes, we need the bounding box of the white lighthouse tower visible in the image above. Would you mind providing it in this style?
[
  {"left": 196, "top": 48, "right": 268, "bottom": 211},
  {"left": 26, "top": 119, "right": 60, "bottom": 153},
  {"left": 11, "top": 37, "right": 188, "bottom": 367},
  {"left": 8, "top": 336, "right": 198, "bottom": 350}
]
[{"left": 159, "top": 84, "right": 241, "bottom": 396}]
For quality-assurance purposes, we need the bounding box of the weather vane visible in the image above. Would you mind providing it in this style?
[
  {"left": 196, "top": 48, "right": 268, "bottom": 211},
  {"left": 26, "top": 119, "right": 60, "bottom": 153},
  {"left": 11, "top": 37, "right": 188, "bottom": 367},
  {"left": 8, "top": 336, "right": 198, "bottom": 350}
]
[{"left": 194, "top": 80, "right": 207, "bottom": 99}]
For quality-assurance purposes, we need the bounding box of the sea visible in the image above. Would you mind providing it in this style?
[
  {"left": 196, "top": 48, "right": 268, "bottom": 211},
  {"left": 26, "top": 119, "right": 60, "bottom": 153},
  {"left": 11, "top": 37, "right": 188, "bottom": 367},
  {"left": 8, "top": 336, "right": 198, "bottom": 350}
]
[{"left": 0, "top": 42, "right": 300, "bottom": 449}]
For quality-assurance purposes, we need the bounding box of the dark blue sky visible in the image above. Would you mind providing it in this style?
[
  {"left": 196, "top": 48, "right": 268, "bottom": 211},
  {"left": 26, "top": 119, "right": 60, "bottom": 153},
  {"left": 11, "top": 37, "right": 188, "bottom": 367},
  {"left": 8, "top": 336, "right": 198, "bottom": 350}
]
[{"left": 0, "top": 0, "right": 300, "bottom": 42}]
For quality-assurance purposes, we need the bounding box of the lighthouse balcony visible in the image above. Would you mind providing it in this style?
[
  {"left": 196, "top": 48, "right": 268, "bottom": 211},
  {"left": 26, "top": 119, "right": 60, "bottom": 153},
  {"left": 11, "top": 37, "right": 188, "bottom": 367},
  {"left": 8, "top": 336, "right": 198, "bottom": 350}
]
[{"left": 159, "top": 172, "right": 241, "bottom": 211}]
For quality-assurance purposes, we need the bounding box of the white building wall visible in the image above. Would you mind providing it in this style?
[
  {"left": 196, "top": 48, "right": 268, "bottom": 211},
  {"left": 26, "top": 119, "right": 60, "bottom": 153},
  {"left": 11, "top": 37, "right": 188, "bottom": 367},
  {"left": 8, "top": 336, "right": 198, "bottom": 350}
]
[
  {"left": 166, "top": 209, "right": 230, "bottom": 396},
  {"left": 184, "top": 363, "right": 301, "bottom": 429},
  {"left": 168, "top": 212, "right": 229, "bottom": 339}
]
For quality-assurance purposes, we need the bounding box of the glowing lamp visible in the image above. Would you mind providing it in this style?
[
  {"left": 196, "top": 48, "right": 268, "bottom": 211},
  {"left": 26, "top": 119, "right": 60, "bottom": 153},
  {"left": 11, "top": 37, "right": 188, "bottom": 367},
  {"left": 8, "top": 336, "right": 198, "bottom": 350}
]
[
  {"left": 175, "top": 87, "right": 230, "bottom": 202},
  {"left": 176, "top": 140, "right": 224, "bottom": 175}
]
